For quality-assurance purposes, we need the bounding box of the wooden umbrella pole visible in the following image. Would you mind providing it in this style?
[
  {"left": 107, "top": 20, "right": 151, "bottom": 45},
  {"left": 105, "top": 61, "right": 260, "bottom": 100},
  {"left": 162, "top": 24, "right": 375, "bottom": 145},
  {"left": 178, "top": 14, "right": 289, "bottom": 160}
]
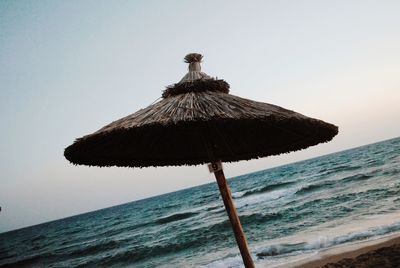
[{"left": 212, "top": 163, "right": 255, "bottom": 268}]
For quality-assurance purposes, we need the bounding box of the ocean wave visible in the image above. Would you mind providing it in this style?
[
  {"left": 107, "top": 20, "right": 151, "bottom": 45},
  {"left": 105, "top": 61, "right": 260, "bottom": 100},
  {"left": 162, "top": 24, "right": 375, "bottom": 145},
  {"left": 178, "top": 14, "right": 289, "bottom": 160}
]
[
  {"left": 62, "top": 239, "right": 120, "bottom": 258},
  {"left": 98, "top": 234, "right": 216, "bottom": 265},
  {"left": 382, "top": 168, "right": 400, "bottom": 176},
  {"left": 257, "top": 222, "right": 400, "bottom": 258},
  {"left": 0, "top": 253, "right": 54, "bottom": 268},
  {"left": 190, "top": 212, "right": 284, "bottom": 236},
  {"left": 203, "top": 221, "right": 400, "bottom": 267},
  {"left": 295, "top": 181, "right": 335, "bottom": 195},
  {"left": 320, "top": 165, "right": 361, "bottom": 176},
  {"left": 156, "top": 211, "right": 199, "bottom": 224},
  {"left": 237, "top": 181, "right": 297, "bottom": 198},
  {"left": 240, "top": 212, "right": 283, "bottom": 225},
  {"left": 340, "top": 173, "right": 374, "bottom": 183},
  {"left": 205, "top": 204, "right": 223, "bottom": 212},
  {"left": 96, "top": 220, "right": 155, "bottom": 238},
  {"left": 256, "top": 242, "right": 307, "bottom": 257},
  {"left": 201, "top": 254, "right": 246, "bottom": 268},
  {"left": 232, "top": 191, "right": 246, "bottom": 198},
  {"left": 273, "top": 188, "right": 390, "bottom": 226},
  {"left": 62, "top": 226, "right": 86, "bottom": 237},
  {"left": 235, "top": 188, "right": 294, "bottom": 209}
]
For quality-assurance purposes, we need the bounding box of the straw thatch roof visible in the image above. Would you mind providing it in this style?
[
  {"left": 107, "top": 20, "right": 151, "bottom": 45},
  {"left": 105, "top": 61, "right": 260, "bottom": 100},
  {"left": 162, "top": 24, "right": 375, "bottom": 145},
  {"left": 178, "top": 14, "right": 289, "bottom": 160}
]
[{"left": 64, "top": 53, "right": 338, "bottom": 168}]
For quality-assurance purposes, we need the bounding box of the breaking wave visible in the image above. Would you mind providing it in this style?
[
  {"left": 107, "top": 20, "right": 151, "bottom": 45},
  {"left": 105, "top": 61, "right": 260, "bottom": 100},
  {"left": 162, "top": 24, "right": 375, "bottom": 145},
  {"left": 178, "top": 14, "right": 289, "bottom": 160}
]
[{"left": 156, "top": 211, "right": 199, "bottom": 224}]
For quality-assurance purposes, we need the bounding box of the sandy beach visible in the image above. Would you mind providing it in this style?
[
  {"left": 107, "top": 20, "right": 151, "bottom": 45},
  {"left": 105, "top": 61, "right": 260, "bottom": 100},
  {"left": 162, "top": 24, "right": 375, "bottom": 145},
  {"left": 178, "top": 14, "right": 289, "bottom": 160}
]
[{"left": 276, "top": 234, "right": 400, "bottom": 268}]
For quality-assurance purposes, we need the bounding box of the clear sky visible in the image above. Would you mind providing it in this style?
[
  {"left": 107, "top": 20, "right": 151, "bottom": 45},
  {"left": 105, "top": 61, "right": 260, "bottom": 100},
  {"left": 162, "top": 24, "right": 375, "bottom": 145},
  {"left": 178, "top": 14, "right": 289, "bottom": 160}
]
[{"left": 1, "top": 0, "right": 399, "bottom": 233}]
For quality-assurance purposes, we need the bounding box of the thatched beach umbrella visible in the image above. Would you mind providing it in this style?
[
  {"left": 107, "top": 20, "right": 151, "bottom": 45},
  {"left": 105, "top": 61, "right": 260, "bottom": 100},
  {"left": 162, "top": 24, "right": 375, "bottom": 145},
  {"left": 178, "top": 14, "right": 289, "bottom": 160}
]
[{"left": 65, "top": 53, "right": 338, "bottom": 267}]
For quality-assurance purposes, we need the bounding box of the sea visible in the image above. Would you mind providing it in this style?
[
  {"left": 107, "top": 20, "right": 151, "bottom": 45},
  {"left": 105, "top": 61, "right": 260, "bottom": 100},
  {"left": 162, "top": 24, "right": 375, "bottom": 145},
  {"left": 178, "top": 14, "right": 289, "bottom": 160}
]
[{"left": 1, "top": 137, "right": 399, "bottom": 267}]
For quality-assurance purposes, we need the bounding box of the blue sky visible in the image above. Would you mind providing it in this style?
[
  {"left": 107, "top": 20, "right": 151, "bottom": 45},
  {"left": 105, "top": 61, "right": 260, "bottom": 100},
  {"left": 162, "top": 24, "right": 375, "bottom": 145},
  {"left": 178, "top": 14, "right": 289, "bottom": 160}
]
[{"left": 1, "top": 0, "right": 399, "bottom": 232}]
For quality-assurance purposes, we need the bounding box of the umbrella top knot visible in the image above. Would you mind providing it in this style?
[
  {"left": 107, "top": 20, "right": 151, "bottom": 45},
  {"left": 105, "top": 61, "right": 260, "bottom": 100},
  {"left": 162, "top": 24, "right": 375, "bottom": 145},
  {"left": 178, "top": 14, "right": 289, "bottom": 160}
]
[
  {"left": 184, "top": 53, "right": 203, "bottom": 63},
  {"left": 186, "top": 53, "right": 202, "bottom": 72},
  {"left": 179, "top": 53, "right": 211, "bottom": 83},
  {"left": 162, "top": 53, "right": 230, "bottom": 98}
]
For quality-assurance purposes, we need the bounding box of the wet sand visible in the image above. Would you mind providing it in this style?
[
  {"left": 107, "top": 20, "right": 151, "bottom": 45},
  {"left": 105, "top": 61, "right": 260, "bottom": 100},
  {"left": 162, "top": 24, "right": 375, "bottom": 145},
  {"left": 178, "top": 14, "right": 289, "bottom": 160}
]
[{"left": 279, "top": 234, "right": 400, "bottom": 268}]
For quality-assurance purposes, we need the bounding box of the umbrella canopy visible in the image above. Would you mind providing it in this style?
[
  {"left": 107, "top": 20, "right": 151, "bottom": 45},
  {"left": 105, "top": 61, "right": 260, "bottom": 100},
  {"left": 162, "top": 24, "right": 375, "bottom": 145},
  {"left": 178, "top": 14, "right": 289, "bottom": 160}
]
[
  {"left": 64, "top": 53, "right": 338, "bottom": 168},
  {"left": 64, "top": 53, "right": 338, "bottom": 268}
]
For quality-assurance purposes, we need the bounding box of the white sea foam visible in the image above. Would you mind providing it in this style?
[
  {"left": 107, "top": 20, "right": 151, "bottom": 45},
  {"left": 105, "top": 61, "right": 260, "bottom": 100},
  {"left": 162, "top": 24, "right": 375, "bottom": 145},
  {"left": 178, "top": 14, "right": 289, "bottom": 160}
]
[
  {"left": 201, "top": 255, "right": 243, "bottom": 268},
  {"left": 201, "top": 253, "right": 261, "bottom": 268},
  {"left": 235, "top": 188, "right": 295, "bottom": 209},
  {"left": 232, "top": 191, "right": 246, "bottom": 199},
  {"left": 251, "top": 212, "right": 400, "bottom": 267}
]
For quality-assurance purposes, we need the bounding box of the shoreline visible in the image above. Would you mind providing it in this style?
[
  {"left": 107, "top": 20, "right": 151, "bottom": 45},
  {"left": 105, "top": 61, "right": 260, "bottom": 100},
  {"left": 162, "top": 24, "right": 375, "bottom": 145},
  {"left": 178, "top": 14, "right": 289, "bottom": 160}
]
[{"left": 274, "top": 233, "right": 400, "bottom": 267}]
